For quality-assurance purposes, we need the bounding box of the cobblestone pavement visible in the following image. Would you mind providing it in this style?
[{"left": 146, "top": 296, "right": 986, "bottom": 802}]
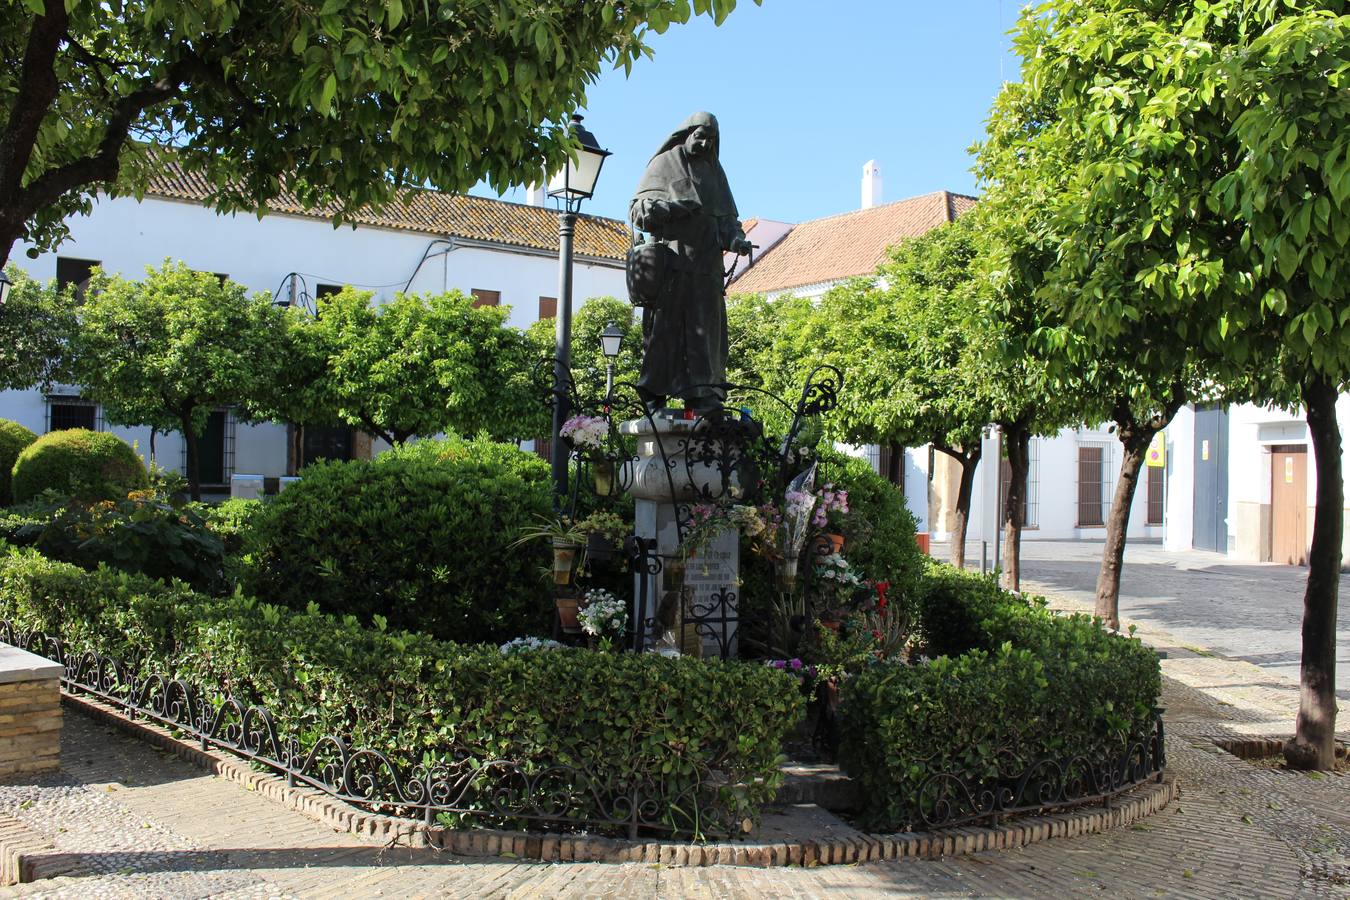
[
  {"left": 938, "top": 538, "right": 1350, "bottom": 698},
  {"left": 0, "top": 592, "right": 1347, "bottom": 897}
]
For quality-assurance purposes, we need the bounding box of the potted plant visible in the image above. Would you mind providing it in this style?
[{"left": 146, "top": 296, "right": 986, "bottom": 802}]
[
  {"left": 576, "top": 510, "right": 628, "bottom": 564},
  {"left": 578, "top": 588, "right": 628, "bottom": 651},
  {"left": 514, "top": 515, "right": 586, "bottom": 585}
]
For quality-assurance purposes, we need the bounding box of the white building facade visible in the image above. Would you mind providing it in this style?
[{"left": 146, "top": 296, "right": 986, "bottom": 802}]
[{"left": 3, "top": 174, "right": 629, "bottom": 490}]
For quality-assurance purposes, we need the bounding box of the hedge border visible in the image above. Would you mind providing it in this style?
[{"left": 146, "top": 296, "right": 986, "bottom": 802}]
[{"left": 57, "top": 691, "right": 1178, "bottom": 871}]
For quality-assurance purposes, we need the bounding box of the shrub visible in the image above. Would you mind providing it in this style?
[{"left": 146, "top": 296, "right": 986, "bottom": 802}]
[
  {"left": 0, "top": 548, "right": 802, "bottom": 837},
  {"left": 0, "top": 494, "right": 227, "bottom": 594},
  {"left": 245, "top": 435, "right": 553, "bottom": 643},
  {"left": 815, "top": 449, "right": 925, "bottom": 602},
  {"left": 193, "top": 498, "right": 265, "bottom": 556},
  {"left": 10, "top": 428, "right": 147, "bottom": 504},
  {"left": 0, "top": 420, "right": 37, "bottom": 505},
  {"left": 838, "top": 563, "right": 1161, "bottom": 831}
]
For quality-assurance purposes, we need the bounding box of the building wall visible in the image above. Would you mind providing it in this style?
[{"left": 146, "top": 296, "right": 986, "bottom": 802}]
[{"left": 5, "top": 194, "right": 628, "bottom": 482}]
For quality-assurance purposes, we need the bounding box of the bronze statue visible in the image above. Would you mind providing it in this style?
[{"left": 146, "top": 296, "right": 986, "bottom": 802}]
[{"left": 628, "top": 112, "right": 752, "bottom": 414}]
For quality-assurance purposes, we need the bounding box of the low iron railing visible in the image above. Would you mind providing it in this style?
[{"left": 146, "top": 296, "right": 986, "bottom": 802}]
[
  {"left": 911, "top": 715, "right": 1167, "bottom": 829},
  {"left": 0, "top": 620, "right": 742, "bottom": 840}
]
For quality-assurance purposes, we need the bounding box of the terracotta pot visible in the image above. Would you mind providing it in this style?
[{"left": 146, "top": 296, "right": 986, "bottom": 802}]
[
  {"left": 552, "top": 538, "right": 580, "bottom": 585},
  {"left": 555, "top": 596, "right": 582, "bottom": 633},
  {"left": 593, "top": 459, "right": 616, "bottom": 496},
  {"left": 813, "top": 533, "right": 845, "bottom": 557}
]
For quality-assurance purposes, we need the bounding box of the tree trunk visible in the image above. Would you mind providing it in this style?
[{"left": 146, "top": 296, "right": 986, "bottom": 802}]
[
  {"left": 1094, "top": 390, "right": 1186, "bottom": 629},
  {"left": 182, "top": 415, "right": 201, "bottom": 502},
  {"left": 1002, "top": 424, "right": 1031, "bottom": 592},
  {"left": 936, "top": 442, "right": 982, "bottom": 570},
  {"left": 1094, "top": 435, "right": 1150, "bottom": 630},
  {"left": 1285, "top": 376, "right": 1341, "bottom": 771}
]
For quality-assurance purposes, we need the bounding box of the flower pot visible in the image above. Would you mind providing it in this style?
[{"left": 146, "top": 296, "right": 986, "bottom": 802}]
[
  {"left": 552, "top": 538, "right": 581, "bottom": 585},
  {"left": 555, "top": 596, "right": 582, "bottom": 633},
  {"left": 586, "top": 530, "right": 617, "bottom": 564},
  {"left": 813, "top": 533, "right": 845, "bottom": 557},
  {"left": 593, "top": 459, "right": 616, "bottom": 496}
]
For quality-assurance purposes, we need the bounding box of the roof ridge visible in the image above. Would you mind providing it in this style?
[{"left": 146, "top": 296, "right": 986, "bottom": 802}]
[{"left": 787, "top": 189, "right": 959, "bottom": 227}]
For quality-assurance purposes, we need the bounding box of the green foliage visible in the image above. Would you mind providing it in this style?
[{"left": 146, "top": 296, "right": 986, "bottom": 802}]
[
  {"left": 0, "top": 269, "right": 76, "bottom": 392},
  {"left": 245, "top": 435, "right": 554, "bottom": 643},
  {"left": 72, "top": 262, "right": 289, "bottom": 498},
  {"left": 0, "top": 495, "right": 226, "bottom": 594},
  {"left": 800, "top": 220, "right": 995, "bottom": 453},
  {"left": 193, "top": 498, "right": 265, "bottom": 556},
  {"left": 10, "top": 429, "right": 147, "bottom": 504},
  {"left": 0, "top": 547, "right": 800, "bottom": 837},
  {"left": 816, "top": 449, "right": 924, "bottom": 604},
  {"left": 739, "top": 450, "right": 924, "bottom": 652},
  {"left": 0, "top": 420, "right": 37, "bottom": 506},
  {"left": 525, "top": 296, "right": 641, "bottom": 417},
  {"left": 839, "top": 563, "right": 1161, "bottom": 830},
  {"left": 2, "top": 0, "right": 760, "bottom": 261},
  {"left": 281, "top": 288, "right": 542, "bottom": 445}
]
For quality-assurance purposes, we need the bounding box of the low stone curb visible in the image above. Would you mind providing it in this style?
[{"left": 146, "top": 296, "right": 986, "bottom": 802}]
[
  {"left": 60, "top": 691, "right": 1179, "bottom": 870},
  {"left": 0, "top": 809, "right": 96, "bottom": 886}
]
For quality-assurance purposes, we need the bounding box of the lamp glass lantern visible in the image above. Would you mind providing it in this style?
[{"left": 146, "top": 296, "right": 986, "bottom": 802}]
[
  {"left": 0, "top": 271, "right": 11, "bottom": 306},
  {"left": 599, "top": 323, "right": 623, "bottom": 359},
  {"left": 547, "top": 114, "right": 611, "bottom": 204}
]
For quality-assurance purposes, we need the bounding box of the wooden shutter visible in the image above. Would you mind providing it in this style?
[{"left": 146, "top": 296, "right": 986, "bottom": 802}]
[
  {"left": 538, "top": 296, "right": 557, "bottom": 319},
  {"left": 471, "top": 289, "right": 501, "bottom": 308},
  {"left": 1078, "top": 446, "right": 1104, "bottom": 526},
  {"left": 1146, "top": 465, "right": 1164, "bottom": 525}
]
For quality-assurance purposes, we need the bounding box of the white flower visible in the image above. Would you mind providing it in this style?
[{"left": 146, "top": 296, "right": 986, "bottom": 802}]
[
  {"left": 500, "top": 636, "right": 565, "bottom": 655},
  {"left": 578, "top": 589, "right": 628, "bottom": 637}
]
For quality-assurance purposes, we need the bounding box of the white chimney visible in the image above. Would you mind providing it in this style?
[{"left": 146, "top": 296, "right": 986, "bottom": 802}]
[
  {"left": 525, "top": 182, "right": 547, "bottom": 207},
  {"left": 861, "top": 160, "right": 883, "bottom": 209}
]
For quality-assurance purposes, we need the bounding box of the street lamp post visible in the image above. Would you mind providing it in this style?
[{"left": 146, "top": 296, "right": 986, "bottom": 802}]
[
  {"left": 600, "top": 321, "right": 623, "bottom": 404},
  {"left": 547, "top": 114, "right": 611, "bottom": 509}
]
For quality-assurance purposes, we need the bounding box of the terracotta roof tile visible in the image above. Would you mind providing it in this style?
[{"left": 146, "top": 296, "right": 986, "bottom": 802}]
[
  {"left": 142, "top": 158, "right": 630, "bottom": 262},
  {"left": 730, "top": 190, "right": 977, "bottom": 294}
]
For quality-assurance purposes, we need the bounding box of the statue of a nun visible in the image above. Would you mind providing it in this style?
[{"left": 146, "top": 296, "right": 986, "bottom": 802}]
[{"left": 629, "top": 112, "right": 752, "bottom": 414}]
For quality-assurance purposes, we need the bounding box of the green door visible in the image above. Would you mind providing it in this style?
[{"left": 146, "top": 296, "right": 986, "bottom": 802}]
[{"left": 198, "top": 410, "right": 227, "bottom": 486}]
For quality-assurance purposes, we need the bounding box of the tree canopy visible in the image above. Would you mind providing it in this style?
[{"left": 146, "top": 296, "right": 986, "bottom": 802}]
[
  {"left": 73, "top": 261, "right": 289, "bottom": 498},
  {"left": 288, "top": 288, "right": 537, "bottom": 446},
  {"left": 0, "top": 0, "right": 757, "bottom": 264}
]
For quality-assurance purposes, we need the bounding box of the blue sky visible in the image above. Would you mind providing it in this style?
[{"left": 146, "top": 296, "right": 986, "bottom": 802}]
[{"left": 492, "top": 0, "right": 1024, "bottom": 224}]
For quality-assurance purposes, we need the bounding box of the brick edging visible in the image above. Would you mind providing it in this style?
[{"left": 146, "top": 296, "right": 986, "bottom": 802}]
[{"left": 61, "top": 692, "right": 1179, "bottom": 869}]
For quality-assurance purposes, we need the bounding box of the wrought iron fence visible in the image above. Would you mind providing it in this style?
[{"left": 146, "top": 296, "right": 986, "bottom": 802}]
[
  {"left": 0, "top": 620, "right": 743, "bottom": 840},
  {"left": 910, "top": 715, "right": 1167, "bottom": 829}
]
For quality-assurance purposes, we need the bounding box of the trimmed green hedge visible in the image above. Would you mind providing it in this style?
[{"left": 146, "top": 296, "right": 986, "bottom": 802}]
[
  {"left": 11, "top": 428, "right": 147, "bottom": 503},
  {"left": 838, "top": 563, "right": 1161, "bottom": 831},
  {"left": 243, "top": 435, "right": 552, "bottom": 643},
  {"left": 0, "top": 547, "right": 801, "bottom": 837},
  {"left": 0, "top": 420, "right": 37, "bottom": 506}
]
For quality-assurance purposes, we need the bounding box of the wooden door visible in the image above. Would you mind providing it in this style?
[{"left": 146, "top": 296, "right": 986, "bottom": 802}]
[{"left": 1270, "top": 445, "right": 1308, "bottom": 566}]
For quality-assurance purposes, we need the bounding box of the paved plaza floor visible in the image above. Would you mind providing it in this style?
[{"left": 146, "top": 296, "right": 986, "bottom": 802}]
[{"left": 0, "top": 556, "right": 1347, "bottom": 898}]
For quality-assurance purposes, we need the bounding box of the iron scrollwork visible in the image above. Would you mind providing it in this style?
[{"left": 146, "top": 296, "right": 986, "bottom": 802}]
[{"left": 910, "top": 716, "right": 1167, "bottom": 829}]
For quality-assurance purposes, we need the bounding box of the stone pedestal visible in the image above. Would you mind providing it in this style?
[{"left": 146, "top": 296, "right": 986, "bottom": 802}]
[
  {"left": 0, "top": 644, "right": 62, "bottom": 778},
  {"left": 620, "top": 414, "right": 740, "bottom": 658}
]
